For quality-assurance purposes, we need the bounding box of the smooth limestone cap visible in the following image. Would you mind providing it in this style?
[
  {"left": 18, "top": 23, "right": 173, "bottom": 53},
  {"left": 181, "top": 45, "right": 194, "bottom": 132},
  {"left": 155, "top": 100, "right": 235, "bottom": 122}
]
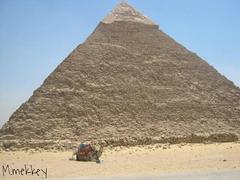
[{"left": 102, "top": 2, "right": 156, "bottom": 25}]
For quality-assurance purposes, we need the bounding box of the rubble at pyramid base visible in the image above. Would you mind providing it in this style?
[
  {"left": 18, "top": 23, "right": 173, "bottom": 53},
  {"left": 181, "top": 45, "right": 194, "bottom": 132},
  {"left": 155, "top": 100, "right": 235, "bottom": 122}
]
[{"left": 0, "top": 133, "right": 238, "bottom": 151}]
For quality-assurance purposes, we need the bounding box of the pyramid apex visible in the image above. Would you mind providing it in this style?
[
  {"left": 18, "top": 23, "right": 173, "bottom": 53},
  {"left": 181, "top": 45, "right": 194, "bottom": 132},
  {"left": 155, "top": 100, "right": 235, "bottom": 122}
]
[{"left": 102, "top": 2, "right": 156, "bottom": 25}]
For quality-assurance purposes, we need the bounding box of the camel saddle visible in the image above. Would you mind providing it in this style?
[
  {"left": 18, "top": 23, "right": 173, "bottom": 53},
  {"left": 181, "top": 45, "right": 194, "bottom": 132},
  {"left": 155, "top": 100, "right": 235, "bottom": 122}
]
[{"left": 78, "top": 144, "right": 93, "bottom": 157}]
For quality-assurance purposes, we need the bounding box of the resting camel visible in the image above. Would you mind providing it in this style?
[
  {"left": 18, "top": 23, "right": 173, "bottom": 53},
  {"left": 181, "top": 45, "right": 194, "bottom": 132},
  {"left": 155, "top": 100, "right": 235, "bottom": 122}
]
[{"left": 72, "top": 143, "right": 103, "bottom": 163}]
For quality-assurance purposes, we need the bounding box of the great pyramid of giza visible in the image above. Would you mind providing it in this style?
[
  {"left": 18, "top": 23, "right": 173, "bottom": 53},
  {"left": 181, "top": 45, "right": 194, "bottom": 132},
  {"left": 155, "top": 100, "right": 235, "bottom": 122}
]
[{"left": 1, "top": 2, "right": 240, "bottom": 150}]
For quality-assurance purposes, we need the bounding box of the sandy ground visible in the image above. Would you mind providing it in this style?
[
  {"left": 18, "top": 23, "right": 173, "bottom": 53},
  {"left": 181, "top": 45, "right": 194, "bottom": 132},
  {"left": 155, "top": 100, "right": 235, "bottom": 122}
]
[{"left": 0, "top": 142, "right": 240, "bottom": 179}]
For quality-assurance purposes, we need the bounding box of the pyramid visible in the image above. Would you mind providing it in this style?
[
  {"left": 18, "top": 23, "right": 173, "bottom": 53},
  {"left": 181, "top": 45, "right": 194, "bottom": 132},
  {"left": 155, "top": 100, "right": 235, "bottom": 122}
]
[{"left": 1, "top": 2, "right": 240, "bottom": 149}]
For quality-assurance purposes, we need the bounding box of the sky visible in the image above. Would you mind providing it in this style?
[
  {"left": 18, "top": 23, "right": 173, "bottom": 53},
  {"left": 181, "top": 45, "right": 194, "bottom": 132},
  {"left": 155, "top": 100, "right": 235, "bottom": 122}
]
[{"left": 0, "top": 0, "right": 239, "bottom": 127}]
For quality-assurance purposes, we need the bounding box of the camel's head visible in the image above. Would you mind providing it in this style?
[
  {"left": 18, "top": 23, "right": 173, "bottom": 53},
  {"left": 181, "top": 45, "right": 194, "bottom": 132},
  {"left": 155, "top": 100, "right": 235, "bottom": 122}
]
[{"left": 92, "top": 144, "right": 103, "bottom": 163}]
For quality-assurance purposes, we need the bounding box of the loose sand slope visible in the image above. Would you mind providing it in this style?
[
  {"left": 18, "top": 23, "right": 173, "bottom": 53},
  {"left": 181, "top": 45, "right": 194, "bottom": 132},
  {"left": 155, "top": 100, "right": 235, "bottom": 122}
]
[{"left": 0, "top": 143, "right": 240, "bottom": 179}]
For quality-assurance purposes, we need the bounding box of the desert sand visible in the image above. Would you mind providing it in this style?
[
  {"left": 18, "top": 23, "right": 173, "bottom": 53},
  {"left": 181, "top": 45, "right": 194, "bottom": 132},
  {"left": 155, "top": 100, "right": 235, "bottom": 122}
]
[{"left": 0, "top": 142, "right": 240, "bottom": 179}]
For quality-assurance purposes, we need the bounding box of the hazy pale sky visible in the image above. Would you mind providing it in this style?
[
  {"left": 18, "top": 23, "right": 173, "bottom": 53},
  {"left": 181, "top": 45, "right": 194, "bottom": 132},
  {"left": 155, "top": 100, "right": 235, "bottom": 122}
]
[{"left": 0, "top": 0, "right": 240, "bottom": 127}]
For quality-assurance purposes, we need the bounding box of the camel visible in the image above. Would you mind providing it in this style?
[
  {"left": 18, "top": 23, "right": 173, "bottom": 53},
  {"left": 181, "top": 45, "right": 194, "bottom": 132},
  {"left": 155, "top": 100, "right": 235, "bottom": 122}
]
[{"left": 72, "top": 143, "right": 103, "bottom": 163}]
